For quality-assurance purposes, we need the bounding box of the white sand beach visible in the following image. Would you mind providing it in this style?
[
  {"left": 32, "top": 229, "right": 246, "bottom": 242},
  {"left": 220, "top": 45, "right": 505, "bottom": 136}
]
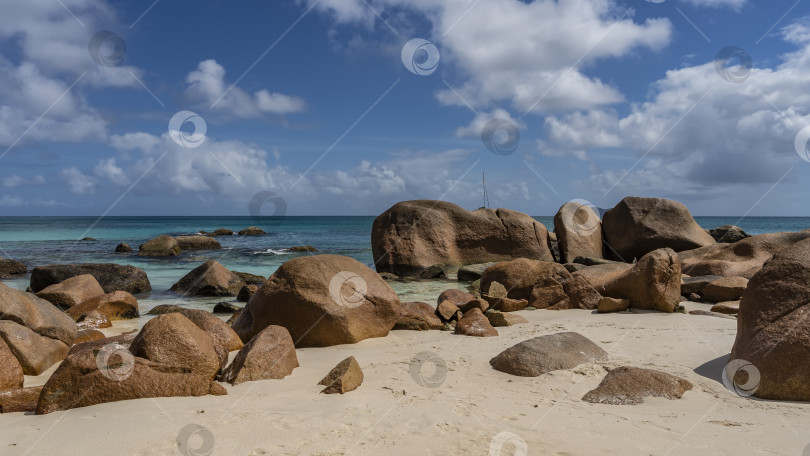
[{"left": 3, "top": 303, "right": 807, "bottom": 456}]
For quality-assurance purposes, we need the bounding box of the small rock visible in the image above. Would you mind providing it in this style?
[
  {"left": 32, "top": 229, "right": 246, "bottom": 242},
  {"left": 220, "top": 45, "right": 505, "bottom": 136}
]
[
  {"left": 0, "top": 258, "right": 27, "bottom": 278},
  {"left": 233, "top": 272, "right": 266, "bottom": 285},
  {"left": 238, "top": 227, "right": 266, "bottom": 236},
  {"left": 487, "top": 311, "right": 528, "bottom": 327},
  {"left": 81, "top": 237, "right": 96, "bottom": 241},
  {"left": 213, "top": 302, "right": 242, "bottom": 314},
  {"left": 74, "top": 329, "right": 106, "bottom": 344},
  {"left": 175, "top": 236, "right": 222, "bottom": 250},
  {"left": 582, "top": 366, "right": 693, "bottom": 405},
  {"left": 436, "top": 300, "right": 461, "bottom": 322},
  {"left": 394, "top": 302, "right": 443, "bottom": 331},
  {"left": 237, "top": 284, "right": 259, "bottom": 302},
  {"left": 454, "top": 308, "right": 498, "bottom": 337},
  {"left": 138, "top": 235, "right": 181, "bottom": 256},
  {"left": 0, "top": 386, "right": 42, "bottom": 413},
  {"left": 67, "top": 290, "right": 140, "bottom": 321},
  {"left": 170, "top": 260, "right": 246, "bottom": 297},
  {"left": 114, "top": 243, "right": 133, "bottom": 253},
  {"left": 77, "top": 310, "right": 111, "bottom": 329},
  {"left": 146, "top": 304, "right": 185, "bottom": 315},
  {"left": 457, "top": 263, "right": 498, "bottom": 281},
  {"left": 708, "top": 225, "right": 750, "bottom": 244},
  {"left": 212, "top": 228, "right": 234, "bottom": 236},
  {"left": 319, "top": 356, "right": 363, "bottom": 394},
  {"left": 220, "top": 325, "right": 298, "bottom": 385},
  {"left": 597, "top": 297, "right": 630, "bottom": 313},
  {"left": 288, "top": 246, "right": 317, "bottom": 252},
  {"left": 702, "top": 276, "right": 748, "bottom": 303},
  {"left": 378, "top": 272, "right": 399, "bottom": 280},
  {"left": 490, "top": 332, "right": 608, "bottom": 377},
  {"left": 710, "top": 301, "right": 740, "bottom": 315},
  {"left": 419, "top": 265, "right": 446, "bottom": 279}
]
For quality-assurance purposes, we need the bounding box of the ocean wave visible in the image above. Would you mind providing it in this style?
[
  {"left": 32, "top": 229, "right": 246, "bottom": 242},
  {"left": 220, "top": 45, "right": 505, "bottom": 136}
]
[{"left": 253, "top": 248, "right": 292, "bottom": 255}]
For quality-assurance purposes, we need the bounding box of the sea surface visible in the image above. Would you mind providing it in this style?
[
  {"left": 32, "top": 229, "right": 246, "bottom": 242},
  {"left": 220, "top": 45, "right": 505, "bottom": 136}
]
[{"left": 0, "top": 216, "right": 808, "bottom": 321}]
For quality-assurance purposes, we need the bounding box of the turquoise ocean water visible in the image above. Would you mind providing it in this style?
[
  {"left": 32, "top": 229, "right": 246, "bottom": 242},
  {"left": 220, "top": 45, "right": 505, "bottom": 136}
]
[{"left": 0, "top": 216, "right": 808, "bottom": 318}]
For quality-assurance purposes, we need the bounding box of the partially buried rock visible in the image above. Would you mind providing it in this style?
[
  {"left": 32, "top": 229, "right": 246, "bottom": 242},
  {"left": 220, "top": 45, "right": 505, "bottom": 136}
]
[
  {"left": 0, "top": 258, "right": 26, "bottom": 278},
  {"left": 319, "top": 356, "right": 363, "bottom": 394},
  {"left": 454, "top": 308, "right": 498, "bottom": 337},
  {"left": 175, "top": 235, "right": 222, "bottom": 250},
  {"left": 597, "top": 297, "right": 630, "bottom": 313},
  {"left": 77, "top": 310, "right": 111, "bottom": 329},
  {"left": 170, "top": 260, "right": 245, "bottom": 297},
  {"left": 138, "top": 235, "right": 181, "bottom": 256},
  {"left": 66, "top": 290, "right": 139, "bottom": 321},
  {"left": 36, "top": 351, "right": 226, "bottom": 414},
  {"left": 702, "top": 276, "right": 748, "bottom": 303},
  {"left": 213, "top": 302, "right": 241, "bottom": 314},
  {"left": 577, "top": 248, "right": 681, "bottom": 313},
  {"left": 487, "top": 311, "right": 528, "bottom": 327},
  {"left": 436, "top": 300, "right": 462, "bottom": 322},
  {"left": 0, "top": 386, "right": 42, "bottom": 413},
  {"left": 220, "top": 325, "right": 298, "bottom": 385},
  {"left": 129, "top": 313, "right": 222, "bottom": 379},
  {"left": 394, "top": 302, "right": 443, "bottom": 331},
  {"left": 35, "top": 274, "right": 105, "bottom": 310},
  {"left": 30, "top": 263, "right": 151, "bottom": 294},
  {"left": 114, "top": 243, "right": 132, "bottom": 253},
  {"left": 0, "top": 338, "right": 24, "bottom": 392},
  {"left": 231, "top": 255, "right": 401, "bottom": 347},
  {"left": 490, "top": 332, "right": 608, "bottom": 377},
  {"left": 582, "top": 366, "right": 693, "bottom": 405},
  {"left": 74, "top": 329, "right": 106, "bottom": 344},
  {"left": 710, "top": 301, "right": 740, "bottom": 315},
  {"left": 238, "top": 226, "right": 265, "bottom": 236},
  {"left": 237, "top": 284, "right": 259, "bottom": 302}
]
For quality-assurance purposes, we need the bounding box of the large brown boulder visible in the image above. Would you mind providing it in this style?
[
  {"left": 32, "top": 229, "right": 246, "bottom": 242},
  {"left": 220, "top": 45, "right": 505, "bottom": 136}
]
[
  {"left": 179, "top": 309, "right": 244, "bottom": 365},
  {"left": 35, "top": 274, "right": 105, "bottom": 310},
  {"left": 702, "top": 276, "right": 748, "bottom": 303},
  {"left": 0, "top": 321, "right": 70, "bottom": 375},
  {"left": 30, "top": 263, "right": 151, "bottom": 294},
  {"left": 577, "top": 248, "right": 681, "bottom": 313},
  {"left": 232, "top": 255, "right": 401, "bottom": 347},
  {"left": 372, "top": 200, "right": 554, "bottom": 277},
  {"left": 602, "top": 197, "right": 715, "bottom": 261},
  {"left": 129, "top": 313, "right": 221, "bottom": 379},
  {"left": 582, "top": 366, "right": 693, "bottom": 405},
  {"left": 0, "top": 338, "right": 24, "bottom": 392},
  {"left": 138, "top": 235, "right": 181, "bottom": 257},
  {"left": 0, "top": 386, "right": 42, "bottom": 413},
  {"left": 393, "top": 302, "right": 444, "bottom": 331},
  {"left": 170, "top": 260, "right": 246, "bottom": 297},
  {"left": 480, "top": 259, "right": 572, "bottom": 301},
  {"left": 66, "top": 291, "right": 139, "bottom": 321},
  {"left": 175, "top": 235, "right": 222, "bottom": 250},
  {"left": 679, "top": 230, "right": 810, "bottom": 279},
  {"left": 730, "top": 238, "right": 810, "bottom": 401},
  {"left": 36, "top": 350, "right": 226, "bottom": 414},
  {"left": 220, "top": 325, "right": 298, "bottom": 385},
  {"left": 0, "top": 258, "right": 26, "bottom": 278},
  {"left": 490, "top": 332, "right": 608, "bottom": 377},
  {"left": 553, "top": 201, "right": 604, "bottom": 263}
]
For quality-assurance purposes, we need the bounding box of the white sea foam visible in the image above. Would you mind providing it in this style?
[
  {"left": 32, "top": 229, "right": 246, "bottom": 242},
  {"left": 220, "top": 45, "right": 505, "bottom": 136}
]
[{"left": 252, "top": 248, "right": 291, "bottom": 255}]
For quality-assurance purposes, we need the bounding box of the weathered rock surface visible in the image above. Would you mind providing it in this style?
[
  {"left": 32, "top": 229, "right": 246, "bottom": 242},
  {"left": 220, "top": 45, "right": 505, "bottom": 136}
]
[
  {"left": 681, "top": 275, "right": 723, "bottom": 295},
  {"left": 36, "top": 351, "right": 226, "bottom": 414},
  {"left": 212, "top": 228, "right": 234, "bottom": 236},
  {"left": 490, "top": 332, "right": 608, "bottom": 377},
  {"left": 480, "top": 259, "right": 572, "bottom": 301},
  {"left": 213, "top": 302, "right": 241, "bottom": 314},
  {"left": 708, "top": 225, "right": 751, "bottom": 244},
  {"left": 237, "top": 284, "right": 259, "bottom": 302},
  {"left": 319, "top": 356, "right": 363, "bottom": 394},
  {"left": 0, "top": 321, "right": 70, "bottom": 375},
  {"left": 0, "top": 283, "right": 77, "bottom": 344},
  {"left": 679, "top": 230, "right": 810, "bottom": 279},
  {"left": 238, "top": 227, "right": 265, "bottom": 236},
  {"left": 0, "top": 338, "right": 24, "bottom": 392},
  {"left": 138, "top": 235, "right": 181, "bottom": 256},
  {"left": 702, "top": 276, "right": 748, "bottom": 303},
  {"left": 554, "top": 201, "right": 604, "bottom": 263},
  {"left": 114, "top": 243, "right": 133, "bottom": 253},
  {"left": 0, "top": 258, "right": 26, "bottom": 278},
  {"left": 393, "top": 302, "right": 444, "bottom": 331},
  {"left": 35, "top": 274, "right": 105, "bottom": 309},
  {"left": 77, "top": 310, "right": 111, "bottom": 329},
  {"left": 602, "top": 197, "right": 715, "bottom": 261},
  {"left": 129, "top": 313, "right": 221, "bottom": 379},
  {"left": 577, "top": 248, "right": 681, "bottom": 313},
  {"left": 597, "top": 297, "right": 630, "bottom": 313},
  {"left": 170, "top": 260, "right": 246, "bottom": 297},
  {"left": 487, "top": 311, "right": 528, "bottom": 327},
  {"left": 372, "top": 200, "right": 554, "bottom": 277},
  {"left": 730, "top": 237, "right": 810, "bottom": 401},
  {"left": 30, "top": 263, "right": 151, "bottom": 294},
  {"left": 582, "top": 367, "right": 693, "bottom": 405},
  {"left": 175, "top": 235, "right": 222, "bottom": 250},
  {"left": 457, "top": 262, "right": 498, "bottom": 281},
  {"left": 454, "top": 308, "right": 498, "bottom": 337},
  {"left": 0, "top": 386, "right": 42, "bottom": 413},
  {"left": 67, "top": 291, "right": 139, "bottom": 321},
  {"left": 220, "top": 325, "right": 298, "bottom": 385},
  {"left": 146, "top": 304, "right": 185, "bottom": 315},
  {"left": 710, "top": 301, "right": 740, "bottom": 315},
  {"left": 179, "top": 309, "right": 244, "bottom": 355},
  {"left": 74, "top": 329, "right": 106, "bottom": 344},
  {"left": 232, "top": 255, "right": 401, "bottom": 347}
]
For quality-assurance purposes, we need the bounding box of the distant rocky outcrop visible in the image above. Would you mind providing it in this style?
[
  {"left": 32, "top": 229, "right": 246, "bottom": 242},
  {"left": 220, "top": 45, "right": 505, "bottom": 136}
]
[
  {"left": 708, "top": 225, "right": 751, "bottom": 243},
  {"left": 114, "top": 243, "right": 133, "bottom": 253},
  {"left": 0, "top": 258, "right": 26, "bottom": 278},
  {"left": 602, "top": 197, "right": 715, "bottom": 261},
  {"left": 175, "top": 235, "right": 222, "bottom": 250},
  {"left": 372, "top": 200, "right": 554, "bottom": 277}
]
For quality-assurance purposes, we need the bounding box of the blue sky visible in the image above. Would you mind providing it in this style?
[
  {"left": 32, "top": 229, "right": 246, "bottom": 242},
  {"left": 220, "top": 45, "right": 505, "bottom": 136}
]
[{"left": 2, "top": 0, "right": 810, "bottom": 217}]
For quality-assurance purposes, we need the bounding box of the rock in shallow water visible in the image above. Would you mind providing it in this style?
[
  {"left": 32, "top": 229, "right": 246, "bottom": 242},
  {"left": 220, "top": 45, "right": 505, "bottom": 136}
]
[
  {"left": 138, "top": 235, "right": 181, "bottom": 257},
  {"left": 30, "top": 263, "right": 151, "bottom": 294},
  {"left": 35, "top": 274, "right": 105, "bottom": 310},
  {"left": 170, "top": 260, "right": 246, "bottom": 297},
  {"left": 0, "top": 258, "right": 26, "bottom": 278}
]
